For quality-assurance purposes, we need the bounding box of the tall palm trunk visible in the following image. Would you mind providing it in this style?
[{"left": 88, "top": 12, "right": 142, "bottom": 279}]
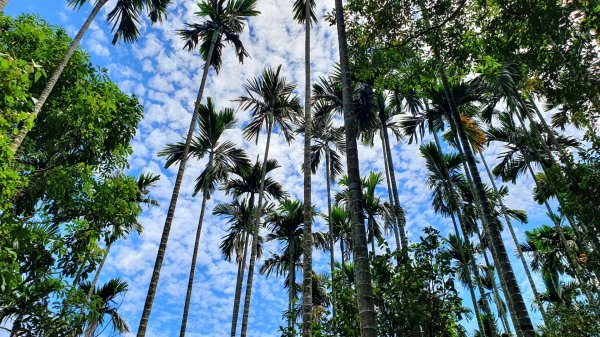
[
  {"left": 10, "top": 0, "right": 109, "bottom": 154},
  {"left": 473, "top": 226, "right": 512, "bottom": 335},
  {"left": 449, "top": 214, "right": 487, "bottom": 336},
  {"left": 432, "top": 132, "right": 493, "bottom": 336},
  {"left": 381, "top": 120, "right": 408, "bottom": 250},
  {"left": 301, "top": 4, "right": 314, "bottom": 334},
  {"left": 230, "top": 193, "right": 254, "bottom": 337},
  {"left": 0, "top": 0, "right": 9, "bottom": 11},
  {"left": 137, "top": 30, "right": 221, "bottom": 337},
  {"left": 289, "top": 238, "right": 296, "bottom": 331},
  {"left": 442, "top": 73, "right": 534, "bottom": 337},
  {"left": 240, "top": 123, "right": 273, "bottom": 337},
  {"left": 478, "top": 151, "right": 547, "bottom": 320},
  {"left": 333, "top": 0, "right": 377, "bottom": 335},
  {"left": 179, "top": 194, "right": 209, "bottom": 337},
  {"left": 380, "top": 128, "right": 402, "bottom": 252},
  {"left": 340, "top": 239, "right": 346, "bottom": 269},
  {"left": 325, "top": 148, "right": 336, "bottom": 316}
]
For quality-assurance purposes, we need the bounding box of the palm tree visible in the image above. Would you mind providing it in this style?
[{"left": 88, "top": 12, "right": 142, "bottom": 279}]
[
  {"left": 308, "top": 109, "right": 345, "bottom": 307},
  {"left": 137, "top": 1, "right": 258, "bottom": 335},
  {"left": 0, "top": 0, "right": 8, "bottom": 11},
  {"left": 332, "top": 0, "right": 378, "bottom": 332},
  {"left": 158, "top": 98, "right": 250, "bottom": 337},
  {"left": 292, "top": 0, "right": 318, "bottom": 333},
  {"left": 223, "top": 159, "right": 286, "bottom": 337},
  {"left": 10, "top": 0, "right": 170, "bottom": 153},
  {"left": 79, "top": 278, "right": 130, "bottom": 337},
  {"left": 418, "top": 78, "right": 534, "bottom": 335},
  {"left": 325, "top": 206, "right": 353, "bottom": 268},
  {"left": 335, "top": 173, "right": 389, "bottom": 255},
  {"left": 373, "top": 92, "right": 410, "bottom": 250},
  {"left": 260, "top": 200, "right": 306, "bottom": 330},
  {"left": 237, "top": 65, "right": 302, "bottom": 337}
]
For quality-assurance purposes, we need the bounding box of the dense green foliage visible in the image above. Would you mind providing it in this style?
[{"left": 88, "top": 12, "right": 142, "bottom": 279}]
[{"left": 0, "top": 14, "right": 153, "bottom": 336}]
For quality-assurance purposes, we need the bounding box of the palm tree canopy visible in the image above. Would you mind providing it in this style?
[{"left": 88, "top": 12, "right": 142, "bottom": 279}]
[
  {"left": 308, "top": 111, "right": 346, "bottom": 178},
  {"left": 223, "top": 158, "right": 288, "bottom": 202},
  {"left": 69, "top": 0, "right": 170, "bottom": 44},
  {"left": 158, "top": 97, "right": 250, "bottom": 197},
  {"left": 79, "top": 278, "right": 130, "bottom": 335},
  {"left": 214, "top": 199, "right": 265, "bottom": 262},
  {"left": 178, "top": 0, "right": 259, "bottom": 72},
  {"left": 238, "top": 65, "right": 303, "bottom": 144}
]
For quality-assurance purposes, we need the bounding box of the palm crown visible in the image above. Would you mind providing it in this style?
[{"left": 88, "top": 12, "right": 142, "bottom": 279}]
[
  {"left": 159, "top": 97, "right": 250, "bottom": 197},
  {"left": 178, "top": 0, "right": 259, "bottom": 72},
  {"left": 238, "top": 65, "right": 303, "bottom": 143}
]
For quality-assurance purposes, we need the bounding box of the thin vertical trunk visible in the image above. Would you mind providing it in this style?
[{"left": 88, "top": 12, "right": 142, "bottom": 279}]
[
  {"left": 137, "top": 30, "right": 221, "bottom": 337},
  {"left": 289, "top": 238, "right": 296, "bottom": 331},
  {"left": 381, "top": 121, "right": 408, "bottom": 250},
  {"left": 0, "top": 0, "right": 9, "bottom": 11},
  {"left": 474, "top": 227, "right": 512, "bottom": 335},
  {"left": 380, "top": 128, "right": 401, "bottom": 253},
  {"left": 325, "top": 148, "right": 336, "bottom": 317},
  {"left": 433, "top": 130, "right": 496, "bottom": 336},
  {"left": 479, "top": 151, "right": 547, "bottom": 320},
  {"left": 10, "top": 0, "right": 108, "bottom": 153},
  {"left": 440, "top": 71, "right": 533, "bottom": 336},
  {"left": 71, "top": 242, "right": 113, "bottom": 337},
  {"left": 301, "top": 4, "right": 314, "bottom": 334},
  {"left": 340, "top": 239, "right": 346, "bottom": 269},
  {"left": 179, "top": 195, "right": 208, "bottom": 337},
  {"left": 230, "top": 194, "right": 254, "bottom": 337},
  {"left": 449, "top": 214, "right": 486, "bottom": 336},
  {"left": 333, "top": 0, "right": 377, "bottom": 335},
  {"left": 240, "top": 123, "right": 273, "bottom": 337}
]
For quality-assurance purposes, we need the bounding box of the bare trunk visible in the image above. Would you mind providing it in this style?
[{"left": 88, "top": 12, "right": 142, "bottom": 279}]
[
  {"left": 137, "top": 30, "right": 221, "bottom": 337},
  {"left": 179, "top": 195, "right": 208, "bottom": 337},
  {"left": 380, "top": 129, "right": 401, "bottom": 253},
  {"left": 381, "top": 120, "right": 408, "bottom": 250},
  {"left": 240, "top": 123, "right": 273, "bottom": 337},
  {"left": 230, "top": 194, "right": 254, "bottom": 337},
  {"left": 479, "top": 151, "right": 546, "bottom": 321},
  {"left": 449, "top": 214, "right": 486, "bottom": 336},
  {"left": 0, "top": 0, "right": 9, "bottom": 11},
  {"left": 325, "top": 148, "right": 336, "bottom": 317},
  {"left": 333, "top": 0, "right": 377, "bottom": 335},
  {"left": 301, "top": 5, "right": 314, "bottom": 334},
  {"left": 440, "top": 71, "right": 533, "bottom": 336},
  {"left": 289, "top": 238, "right": 296, "bottom": 331},
  {"left": 10, "top": 0, "right": 108, "bottom": 154}
]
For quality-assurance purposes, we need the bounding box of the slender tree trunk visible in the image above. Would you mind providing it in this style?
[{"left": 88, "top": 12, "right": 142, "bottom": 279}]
[
  {"left": 381, "top": 121, "right": 408, "bottom": 250},
  {"left": 0, "top": 0, "right": 9, "bottom": 11},
  {"left": 325, "top": 148, "right": 336, "bottom": 317},
  {"left": 474, "top": 226, "right": 511, "bottom": 335},
  {"left": 289, "top": 238, "right": 296, "bottom": 331},
  {"left": 71, "top": 242, "right": 113, "bottom": 337},
  {"left": 240, "top": 123, "right": 273, "bottom": 337},
  {"left": 137, "top": 30, "right": 221, "bottom": 337},
  {"left": 333, "top": 1, "right": 377, "bottom": 335},
  {"left": 433, "top": 126, "right": 498, "bottom": 336},
  {"left": 479, "top": 151, "right": 547, "bottom": 321},
  {"left": 440, "top": 71, "right": 534, "bottom": 336},
  {"left": 340, "top": 239, "right": 346, "bottom": 269},
  {"left": 369, "top": 219, "right": 375, "bottom": 255},
  {"left": 301, "top": 5, "right": 314, "bottom": 334},
  {"left": 449, "top": 214, "right": 486, "bottom": 337},
  {"left": 179, "top": 194, "right": 208, "bottom": 337},
  {"left": 230, "top": 194, "right": 254, "bottom": 337},
  {"left": 380, "top": 128, "right": 401, "bottom": 253},
  {"left": 10, "top": 0, "right": 108, "bottom": 154}
]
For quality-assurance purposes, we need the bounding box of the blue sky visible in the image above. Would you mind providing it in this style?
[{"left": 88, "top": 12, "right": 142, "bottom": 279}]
[{"left": 3, "top": 0, "right": 570, "bottom": 336}]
